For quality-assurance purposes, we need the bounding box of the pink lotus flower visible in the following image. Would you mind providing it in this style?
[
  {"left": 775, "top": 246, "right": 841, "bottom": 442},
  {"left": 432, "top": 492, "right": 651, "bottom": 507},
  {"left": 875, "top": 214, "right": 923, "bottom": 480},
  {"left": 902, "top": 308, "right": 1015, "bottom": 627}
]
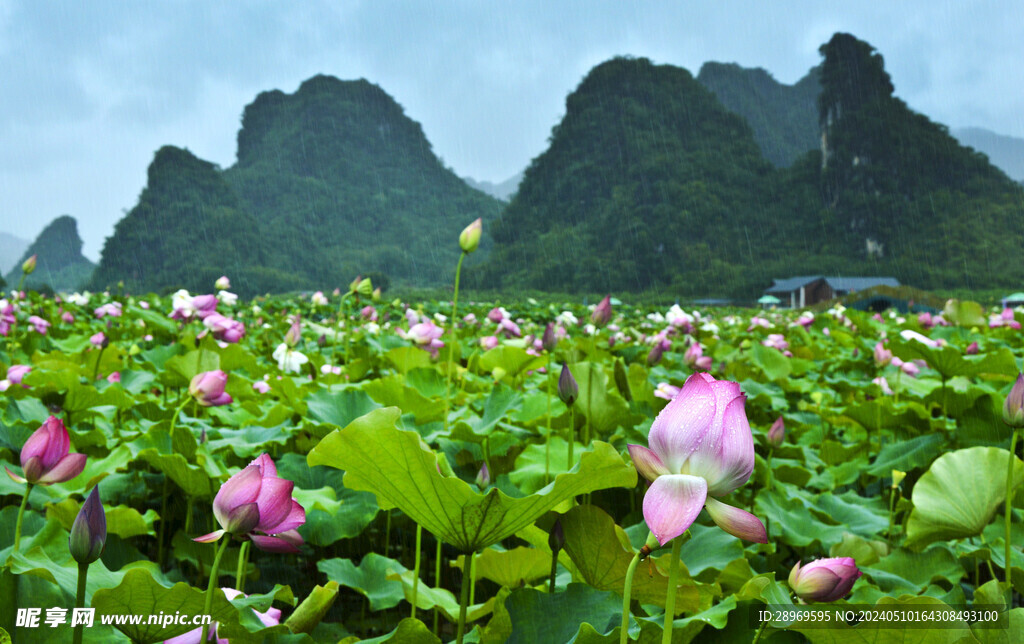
[
  {"left": 93, "top": 302, "right": 122, "bottom": 318},
  {"left": 762, "top": 334, "right": 789, "bottom": 352},
  {"left": 0, "top": 299, "right": 14, "bottom": 336},
  {"left": 767, "top": 416, "right": 785, "bottom": 447},
  {"left": 654, "top": 383, "right": 681, "bottom": 401},
  {"left": 215, "top": 275, "right": 231, "bottom": 291},
  {"left": 194, "top": 453, "right": 305, "bottom": 553},
  {"left": 788, "top": 557, "right": 862, "bottom": 602},
  {"left": 747, "top": 316, "right": 771, "bottom": 331},
  {"left": 480, "top": 335, "right": 500, "bottom": 350},
  {"left": 252, "top": 380, "right": 271, "bottom": 394},
  {"left": 872, "top": 376, "right": 894, "bottom": 396},
  {"left": 283, "top": 315, "right": 302, "bottom": 347},
  {"left": 163, "top": 586, "right": 281, "bottom": 644},
  {"left": 27, "top": 315, "right": 50, "bottom": 334},
  {"left": 917, "top": 312, "right": 935, "bottom": 329},
  {"left": 191, "top": 295, "right": 218, "bottom": 319},
  {"left": 873, "top": 341, "right": 892, "bottom": 367},
  {"left": 591, "top": 295, "right": 613, "bottom": 327},
  {"left": 106, "top": 372, "right": 121, "bottom": 383},
  {"left": 5, "top": 416, "right": 87, "bottom": 485},
  {"left": 7, "top": 364, "right": 31, "bottom": 384},
  {"left": 360, "top": 305, "right": 378, "bottom": 321},
  {"left": 796, "top": 313, "right": 814, "bottom": 329},
  {"left": 398, "top": 319, "right": 444, "bottom": 358},
  {"left": 189, "top": 370, "right": 233, "bottom": 407},
  {"left": 498, "top": 318, "right": 521, "bottom": 338},
  {"left": 487, "top": 307, "right": 507, "bottom": 324},
  {"left": 90, "top": 332, "right": 107, "bottom": 347},
  {"left": 61, "top": 311, "right": 74, "bottom": 324},
  {"left": 203, "top": 314, "right": 245, "bottom": 343},
  {"left": 628, "top": 373, "right": 767, "bottom": 545},
  {"left": 965, "top": 341, "right": 979, "bottom": 355}
]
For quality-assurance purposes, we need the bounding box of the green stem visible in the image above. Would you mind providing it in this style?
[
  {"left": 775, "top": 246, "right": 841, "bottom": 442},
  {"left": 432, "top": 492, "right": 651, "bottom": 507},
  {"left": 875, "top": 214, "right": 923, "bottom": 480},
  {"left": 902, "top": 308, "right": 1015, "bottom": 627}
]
[
  {"left": 72, "top": 562, "right": 88, "bottom": 644},
  {"left": 887, "top": 486, "right": 898, "bottom": 543},
  {"left": 443, "top": 252, "right": 467, "bottom": 435},
  {"left": 411, "top": 524, "right": 422, "bottom": 619},
  {"left": 1006, "top": 429, "right": 1019, "bottom": 596},
  {"left": 766, "top": 450, "right": 774, "bottom": 492},
  {"left": 661, "top": 538, "right": 682, "bottom": 644},
  {"left": 433, "top": 538, "right": 442, "bottom": 636},
  {"left": 169, "top": 396, "right": 190, "bottom": 436},
  {"left": 184, "top": 496, "right": 194, "bottom": 536},
  {"left": 545, "top": 367, "right": 553, "bottom": 485},
  {"left": 13, "top": 483, "right": 33, "bottom": 553},
  {"left": 549, "top": 548, "right": 559, "bottom": 593},
  {"left": 157, "top": 476, "right": 168, "bottom": 568},
  {"left": 619, "top": 551, "right": 641, "bottom": 644},
  {"left": 200, "top": 538, "right": 230, "bottom": 643},
  {"left": 568, "top": 406, "right": 576, "bottom": 469},
  {"left": 384, "top": 509, "right": 392, "bottom": 557},
  {"left": 468, "top": 552, "right": 476, "bottom": 605},
  {"left": 235, "top": 540, "right": 250, "bottom": 593},
  {"left": 456, "top": 551, "right": 474, "bottom": 644},
  {"left": 91, "top": 346, "right": 106, "bottom": 382},
  {"left": 584, "top": 364, "right": 594, "bottom": 446},
  {"left": 752, "top": 620, "right": 769, "bottom": 644}
]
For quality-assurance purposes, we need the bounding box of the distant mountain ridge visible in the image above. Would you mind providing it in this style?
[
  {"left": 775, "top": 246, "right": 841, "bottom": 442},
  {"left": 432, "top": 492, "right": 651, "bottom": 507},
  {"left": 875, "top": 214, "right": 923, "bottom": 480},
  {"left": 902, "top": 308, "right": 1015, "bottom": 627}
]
[
  {"left": 0, "top": 232, "right": 30, "bottom": 275},
  {"left": 5, "top": 216, "right": 95, "bottom": 292},
  {"left": 952, "top": 127, "right": 1024, "bottom": 184},
  {"left": 482, "top": 35, "right": 1024, "bottom": 296},
  {"left": 91, "top": 75, "right": 504, "bottom": 295},
  {"left": 462, "top": 172, "right": 523, "bottom": 201}
]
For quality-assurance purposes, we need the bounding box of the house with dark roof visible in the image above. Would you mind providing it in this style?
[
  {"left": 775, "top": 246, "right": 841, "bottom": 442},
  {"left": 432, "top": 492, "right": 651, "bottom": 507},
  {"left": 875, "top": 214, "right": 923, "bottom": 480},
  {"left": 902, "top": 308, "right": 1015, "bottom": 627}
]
[{"left": 765, "top": 276, "right": 900, "bottom": 308}]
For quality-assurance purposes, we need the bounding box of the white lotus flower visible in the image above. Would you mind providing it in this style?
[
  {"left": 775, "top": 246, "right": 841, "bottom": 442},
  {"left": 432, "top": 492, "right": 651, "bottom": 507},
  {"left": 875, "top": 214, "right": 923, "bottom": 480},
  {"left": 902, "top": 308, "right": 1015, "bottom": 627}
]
[{"left": 272, "top": 343, "right": 309, "bottom": 373}]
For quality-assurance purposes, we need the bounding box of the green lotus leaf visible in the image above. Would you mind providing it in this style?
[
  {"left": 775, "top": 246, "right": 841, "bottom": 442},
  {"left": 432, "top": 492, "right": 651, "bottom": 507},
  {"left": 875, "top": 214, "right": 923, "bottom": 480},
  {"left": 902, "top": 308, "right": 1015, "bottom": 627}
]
[
  {"left": 307, "top": 407, "right": 636, "bottom": 552},
  {"left": 905, "top": 447, "right": 1024, "bottom": 549}
]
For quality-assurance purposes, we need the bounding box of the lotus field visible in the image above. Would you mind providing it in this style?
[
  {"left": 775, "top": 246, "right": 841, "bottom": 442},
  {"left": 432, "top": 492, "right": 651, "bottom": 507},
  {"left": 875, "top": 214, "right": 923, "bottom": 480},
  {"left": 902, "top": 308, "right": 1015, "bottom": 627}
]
[{"left": 2, "top": 263, "right": 1024, "bottom": 641}]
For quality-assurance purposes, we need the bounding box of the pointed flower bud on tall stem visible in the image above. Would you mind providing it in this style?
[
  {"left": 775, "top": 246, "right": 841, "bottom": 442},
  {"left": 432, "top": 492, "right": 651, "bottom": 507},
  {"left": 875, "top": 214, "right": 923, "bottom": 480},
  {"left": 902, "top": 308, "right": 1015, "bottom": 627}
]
[
  {"left": 767, "top": 416, "right": 785, "bottom": 448},
  {"left": 5, "top": 416, "right": 87, "bottom": 486},
  {"left": 22, "top": 254, "right": 37, "bottom": 275},
  {"left": 788, "top": 558, "right": 861, "bottom": 602},
  {"left": 591, "top": 295, "right": 612, "bottom": 327},
  {"left": 541, "top": 322, "right": 557, "bottom": 353},
  {"left": 1004, "top": 373, "right": 1024, "bottom": 428},
  {"left": 459, "top": 218, "right": 482, "bottom": 254},
  {"left": 284, "top": 315, "right": 302, "bottom": 347},
  {"left": 70, "top": 486, "right": 107, "bottom": 564},
  {"left": 558, "top": 364, "right": 578, "bottom": 406}
]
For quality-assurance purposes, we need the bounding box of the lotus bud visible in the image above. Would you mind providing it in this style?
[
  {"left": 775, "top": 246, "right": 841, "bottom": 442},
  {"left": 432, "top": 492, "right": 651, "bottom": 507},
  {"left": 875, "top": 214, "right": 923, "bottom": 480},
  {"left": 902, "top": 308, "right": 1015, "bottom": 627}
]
[
  {"left": 90, "top": 332, "right": 108, "bottom": 348},
  {"left": 284, "top": 316, "right": 302, "bottom": 347},
  {"left": 1004, "top": 373, "right": 1024, "bottom": 428},
  {"left": 788, "top": 557, "right": 861, "bottom": 602},
  {"left": 215, "top": 275, "right": 231, "bottom": 290},
  {"left": 548, "top": 517, "right": 565, "bottom": 553},
  {"left": 22, "top": 254, "right": 37, "bottom": 275},
  {"left": 873, "top": 342, "right": 892, "bottom": 367},
  {"left": 459, "top": 218, "right": 482, "bottom": 254},
  {"left": 591, "top": 295, "right": 612, "bottom": 327},
  {"left": 189, "top": 370, "right": 233, "bottom": 407},
  {"left": 647, "top": 342, "right": 665, "bottom": 366},
  {"left": 767, "top": 416, "right": 785, "bottom": 448},
  {"left": 613, "top": 358, "right": 632, "bottom": 402},
  {"left": 891, "top": 470, "right": 906, "bottom": 488},
  {"left": 965, "top": 341, "right": 979, "bottom": 355},
  {"left": 541, "top": 322, "right": 557, "bottom": 353},
  {"left": 355, "top": 278, "right": 373, "bottom": 297},
  {"left": 475, "top": 463, "right": 490, "bottom": 488},
  {"left": 69, "top": 486, "right": 107, "bottom": 564},
  {"left": 5, "top": 416, "right": 87, "bottom": 486},
  {"left": 558, "top": 364, "right": 578, "bottom": 406}
]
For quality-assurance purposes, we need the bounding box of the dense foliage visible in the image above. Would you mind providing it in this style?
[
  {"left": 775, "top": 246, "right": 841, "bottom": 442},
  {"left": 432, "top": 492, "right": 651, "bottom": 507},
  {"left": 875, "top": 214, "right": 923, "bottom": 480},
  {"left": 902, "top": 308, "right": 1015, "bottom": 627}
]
[
  {"left": 0, "top": 282, "right": 1022, "bottom": 642},
  {"left": 483, "top": 36, "right": 1024, "bottom": 298},
  {"left": 697, "top": 62, "right": 821, "bottom": 167},
  {"left": 6, "top": 215, "right": 95, "bottom": 292}
]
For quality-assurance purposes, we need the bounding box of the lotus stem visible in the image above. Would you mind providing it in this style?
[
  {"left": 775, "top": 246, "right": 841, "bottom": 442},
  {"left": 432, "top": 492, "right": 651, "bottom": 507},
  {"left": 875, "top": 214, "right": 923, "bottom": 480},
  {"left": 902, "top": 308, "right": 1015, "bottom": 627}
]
[
  {"left": 661, "top": 537, "right": 683, "bottom": 644},
  {"left": 13, "top": 483, "right": 33, "bottom": 553},
  {"left": 619, "top": 551, "right": 641, "bottom": 643},
  {"left": 200, "top": 537, "right": 230, "bottom": 643},
  {"left": 887, "top": 485, "right": 898, "bottom": 543},
  {"left": 433, "top": 537, "right": 442, "bottom": 636},
  {"left": 766, "top": 450, "right": 774, "bottom": 492},
  {"left": 549, "top": 548, "right": 559, "bottom": 594},
  {"left": 1007, "top": 429, "right": 1019, "bottom": 596},
  {"left": 545, "top": 367, "right": 553, "bottom": 485},
  {"left": 91, "top": 345, "right": 106, "bottom": 382},
  {"left": 235, "top": 540, "right": 250, "bottom": 594},
  {"left": 72, "top": 562, "right": 88, "bottom": 644},
  {"left": 468, "top": 552, "right": 476, "bottom": 605},
  {"left": 411, "top": 524, "right": 422, "bottom": 619},
  {"left": 157, "top": 476, "right": 169, "bottom": 568},
  {"left": 456, "top": 551, "right": 474, "bottom": 644},
  {"left": 568, "top": 406, "right": 575, "bottom": 468},
  {"left": 443, "top": 252, "right": 467, "bottom": 434},
  {"left": 384, "top": 509, "right": 392, "bottom": 557}
]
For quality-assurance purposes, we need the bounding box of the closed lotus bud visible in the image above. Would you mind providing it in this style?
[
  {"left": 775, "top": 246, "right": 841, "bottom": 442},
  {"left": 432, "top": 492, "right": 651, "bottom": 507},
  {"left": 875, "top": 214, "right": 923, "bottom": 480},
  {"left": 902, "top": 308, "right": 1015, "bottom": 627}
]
[
  {"left": 372, "top": 287, "right": 382, "bottom": 302},
  {"left": 591, "top": 295, "right": 612, "bottom": 327},
  {"left": 789, "top": 557, "right": 861, "bottom": 602},
  {"left": 767, "top": 416, "right": 785, "bottom": 448},
  {"left": 548, "top": 517, "right": 565, "bottom": 553},
  {"left": 475, "top": 463, "right": 490, "bottom": 488},
  {"left": 558, "top": 364, "right": 578, "bottom": 406},
  {"left": 69, "top": 486, "right": 107, "bottom": 564},
  {"left": 22, "top": 254, "right": 37, "bottom": 275},
  {"left": 541, "top": 322, "right": 557, "bottom": 353},
  {"left": 459, "top": 218, "right": 482, "bottom": 254},
  {"left": 5, "top": 416, "right": 87, "bottom": 486},
  {"left": 215, "top": 275, "right": 231, "bottom": 290},
  {"left": 613, "top": 359, "right": 632, "bottom": 402},
  {"left": 965, "top": 341, "right": 979, "bottom": 355},
  {"left": 284, "top": 315, "right": 302, "bottom": 347},
  {"left": 189, "top": 370, "right": 233, "bottom": 407},
  {"left": 647, "top": 342, "right": 665, "bottom": 366},
  {"left": 1004, "top": 373, "right": 1024, "bottom": 428},
  {"left": 891, "top": 470, "right": 906, "bottom": 488}
]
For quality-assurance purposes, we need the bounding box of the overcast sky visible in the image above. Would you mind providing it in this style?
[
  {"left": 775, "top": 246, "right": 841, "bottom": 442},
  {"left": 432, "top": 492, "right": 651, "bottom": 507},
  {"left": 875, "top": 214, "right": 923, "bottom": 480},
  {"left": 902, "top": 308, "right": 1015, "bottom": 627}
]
[{"left": 2, "top": 0, "right": 1022, "bottom": 261}]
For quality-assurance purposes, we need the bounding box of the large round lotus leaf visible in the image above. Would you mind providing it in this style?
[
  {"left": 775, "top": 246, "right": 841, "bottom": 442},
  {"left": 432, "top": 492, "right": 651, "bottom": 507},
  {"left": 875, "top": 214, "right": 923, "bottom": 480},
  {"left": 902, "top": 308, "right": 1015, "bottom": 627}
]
[{"left": 905, "top": 447, "right": 1024, "bottom": 549}]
